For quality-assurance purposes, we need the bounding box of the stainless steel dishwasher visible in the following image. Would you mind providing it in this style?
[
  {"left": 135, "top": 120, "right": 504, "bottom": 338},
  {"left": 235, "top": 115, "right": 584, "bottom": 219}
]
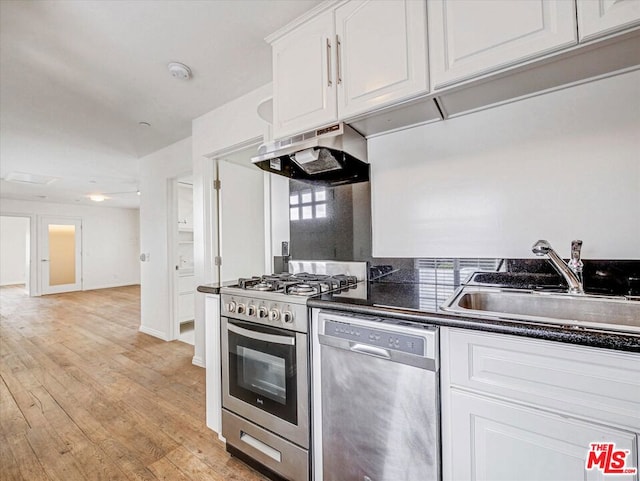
[{"left": 311, "top": 310, "right": 440, "bottom": 481}]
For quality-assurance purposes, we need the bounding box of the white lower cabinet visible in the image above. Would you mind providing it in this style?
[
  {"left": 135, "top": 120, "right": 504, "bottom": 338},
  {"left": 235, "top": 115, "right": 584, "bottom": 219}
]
[
  {"left": 448, "top": 390, "right": 637, "bottom": 481},
  {"left": 441, "top": 328, "right": 640, "bottom": 481}
]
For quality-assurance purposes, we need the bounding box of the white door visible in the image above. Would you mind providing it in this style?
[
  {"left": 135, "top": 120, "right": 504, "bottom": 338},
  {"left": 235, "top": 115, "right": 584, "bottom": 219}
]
[
  {"left": 217, "top": 159, "right": 266, "bottom": 282},
  {"left": 174, "top": 179, "right": 195, "bottom": 341},
  {"left": 39, "top": 217, "right": 82, "bottom": 294},
  {"left": 335, "top": 0, "right": 429, "bottom": 118}
]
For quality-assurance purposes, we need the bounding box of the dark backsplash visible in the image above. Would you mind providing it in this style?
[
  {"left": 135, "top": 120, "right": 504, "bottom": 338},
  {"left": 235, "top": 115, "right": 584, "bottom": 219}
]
[
  {"left": 368, "top": 257, "right": 640, "bottom": 297},
  {"left": 504, "top": 259, "right": 640, "bottom": 296},
  {"left": 288, "top": 179, "right": 372, "bottom": 262}
]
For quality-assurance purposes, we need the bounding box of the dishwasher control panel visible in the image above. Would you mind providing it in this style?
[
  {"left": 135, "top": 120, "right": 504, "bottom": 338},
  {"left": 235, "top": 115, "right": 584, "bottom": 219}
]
[{"left": 324, "top": 319, "right": 426, "bottom": 357}]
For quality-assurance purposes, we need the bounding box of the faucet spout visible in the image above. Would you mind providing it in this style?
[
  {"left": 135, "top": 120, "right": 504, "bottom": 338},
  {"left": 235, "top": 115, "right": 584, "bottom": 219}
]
[{"left": 532, "top": 239, "right": 584, "bottom": 294}]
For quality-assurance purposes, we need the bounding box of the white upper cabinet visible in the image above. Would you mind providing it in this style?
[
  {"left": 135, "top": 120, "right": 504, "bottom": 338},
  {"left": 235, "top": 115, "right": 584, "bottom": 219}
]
[
  {"left": 577, "top": 0, "right": 640, "bottom": 42},
  {"left": 272, "top": 9, "right": 337, "bottom": 139},
  {"left": 270, "top": 0, "right": 429, "bottom": 139},
  {"left": 335, "top": 0, "right": 429, "bottom": 118},
  {"left": 428, "top": 0, "right": 578, "bottom": 89}
]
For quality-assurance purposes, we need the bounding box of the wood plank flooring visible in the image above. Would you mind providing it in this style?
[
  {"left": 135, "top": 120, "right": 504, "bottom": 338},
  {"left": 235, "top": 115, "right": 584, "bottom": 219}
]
[{"left": 0, "top": 285, "right": 268, "bottom": 481}]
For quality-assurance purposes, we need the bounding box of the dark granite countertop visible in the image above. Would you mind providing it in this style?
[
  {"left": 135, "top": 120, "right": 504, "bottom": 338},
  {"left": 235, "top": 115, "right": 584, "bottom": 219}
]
[
  {"left": 197, "top": 280, "right": 237, "bottom": 294},
  {"left": 308, "top": 278, "right": 640, "bottom": 353}
]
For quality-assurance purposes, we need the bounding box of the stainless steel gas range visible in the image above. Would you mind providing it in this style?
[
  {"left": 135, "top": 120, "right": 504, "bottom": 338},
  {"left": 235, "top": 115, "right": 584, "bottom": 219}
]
[{"left": 220, "top": 261, "right": 368, "bottom": 481}]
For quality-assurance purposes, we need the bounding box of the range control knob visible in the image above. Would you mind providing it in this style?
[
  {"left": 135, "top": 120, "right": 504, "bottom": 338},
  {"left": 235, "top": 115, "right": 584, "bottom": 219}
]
[
  {"left": 257, "top": 307, "right": 268, "bottom": 319},
  {"left": 282, "top": 310, "right": 294, "bottom": 324},
  {"left": 247, "top": 305, "right": 256, "bottom": 316},
  {"left": 236, "top": 303, "right": 246, "bottom": 315},
  {"left": 268, "top": 308, "right": 280, "bottom": 322},
  {"left": 226, "top": 301, "right": 236, "bottom": 313}
]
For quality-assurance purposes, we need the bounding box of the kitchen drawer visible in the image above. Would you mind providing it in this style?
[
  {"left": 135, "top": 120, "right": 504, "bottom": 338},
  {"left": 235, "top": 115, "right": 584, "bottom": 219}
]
[
  {"left": 178, "top": 275, "right": 195, "bottom": 294},
  {"left": 442, "top": 328, "right": 640, "bottom": 430}
]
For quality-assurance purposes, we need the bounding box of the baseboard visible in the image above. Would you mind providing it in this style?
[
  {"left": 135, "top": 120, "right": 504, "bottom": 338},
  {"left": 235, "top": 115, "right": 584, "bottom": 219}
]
[
  {"left": 83, "top": 282, "right": 141, "bottom": 291},
  {"left": 192, "top": 355, "right": 205, "bottom": 368},
  {"left": 139, "top": 325, "right": 170, "bottom": 341}
]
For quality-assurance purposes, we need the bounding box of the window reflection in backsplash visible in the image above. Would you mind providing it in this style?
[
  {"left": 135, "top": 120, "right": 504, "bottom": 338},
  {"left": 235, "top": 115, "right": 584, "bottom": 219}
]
[
  {"left": 288, "top": 179, "right": 372, "bottom": 262},
  {"left": 415, "top": 258, "right": 502, "bottom": 311}
]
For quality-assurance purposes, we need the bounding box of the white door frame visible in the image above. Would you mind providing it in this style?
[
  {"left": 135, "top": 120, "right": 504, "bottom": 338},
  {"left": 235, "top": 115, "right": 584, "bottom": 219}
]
[
  {"left": 0, "top": 213, "right": 35, "bottom": 296},
  {"left": 168, "top": 177, "right": 179, "bottom": 341},
  {"left": 39, "top": 216, "right": 83, "bottom": 295}
]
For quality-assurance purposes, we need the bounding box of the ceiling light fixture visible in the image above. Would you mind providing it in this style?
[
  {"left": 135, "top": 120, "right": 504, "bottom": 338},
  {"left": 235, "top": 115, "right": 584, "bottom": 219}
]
[
  {"left": 167, "top": 62, "right": 192, "bottom": 80},
  {"left": 89, "top": 194, "right": 106, "bottom": 202}
]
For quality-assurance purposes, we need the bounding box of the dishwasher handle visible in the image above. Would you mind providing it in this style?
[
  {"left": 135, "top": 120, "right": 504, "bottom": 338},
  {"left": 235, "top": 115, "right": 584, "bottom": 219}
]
[
  {"left": 349, "top": 343, "right": 391, "bottom": 359},
  {"left": 318, "top": 333, "right": 436, "bottom": 371}
]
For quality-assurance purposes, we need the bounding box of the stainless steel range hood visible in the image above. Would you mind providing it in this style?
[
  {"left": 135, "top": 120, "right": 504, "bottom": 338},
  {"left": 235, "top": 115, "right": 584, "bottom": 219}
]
[{"left": 251, "top": 123, "right": 368, "bottom": 186}]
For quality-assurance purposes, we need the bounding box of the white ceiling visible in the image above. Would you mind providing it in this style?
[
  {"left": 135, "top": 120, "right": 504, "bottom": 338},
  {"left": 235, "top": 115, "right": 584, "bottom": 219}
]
[{"left": 0, "top": 0, "right": 321, "bottom": 208}]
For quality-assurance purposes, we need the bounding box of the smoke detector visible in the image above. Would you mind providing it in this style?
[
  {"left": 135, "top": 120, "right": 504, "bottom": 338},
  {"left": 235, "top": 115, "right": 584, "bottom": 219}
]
[{"left": 168, "top": 62, "right": 192, "bottom": 80}]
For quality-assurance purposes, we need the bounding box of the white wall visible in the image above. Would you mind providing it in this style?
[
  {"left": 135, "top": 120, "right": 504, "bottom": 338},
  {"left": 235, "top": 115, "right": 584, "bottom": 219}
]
[
  {"left": 139, "top": 136, "right": 192, "bottom": 341},
  {"left": 192, "top": 83, "right": 272, "bottom": 366},
  {"left": 370, "top": 70, "right": 640, "bottom": 259},
  {"left": 0, "top": 199, "right": 140, "bottom": 292},
  {"left": 0, "top": 216, "right": 30, "bottom": 286}
]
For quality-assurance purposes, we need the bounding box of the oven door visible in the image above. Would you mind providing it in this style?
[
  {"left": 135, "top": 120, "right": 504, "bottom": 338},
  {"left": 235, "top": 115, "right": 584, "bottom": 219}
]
[{"left": 221, "top": 317, "right": 309, "bottom": 449}]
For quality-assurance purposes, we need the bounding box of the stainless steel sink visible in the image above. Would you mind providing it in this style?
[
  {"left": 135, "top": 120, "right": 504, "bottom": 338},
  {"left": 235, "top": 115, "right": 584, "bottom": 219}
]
[{"left": 441, "top": 286, "right": 640, "bottom": 333}]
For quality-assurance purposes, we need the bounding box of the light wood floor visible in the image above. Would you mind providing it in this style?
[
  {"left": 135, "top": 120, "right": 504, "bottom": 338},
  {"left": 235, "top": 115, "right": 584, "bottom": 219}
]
[{"left": 0, "top": 285, "right": 268, "bottom": 481}]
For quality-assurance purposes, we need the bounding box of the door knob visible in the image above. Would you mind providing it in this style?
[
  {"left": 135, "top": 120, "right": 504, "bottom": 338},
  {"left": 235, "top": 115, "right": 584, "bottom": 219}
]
[{"left": 41, "top": 259, "right": 49, "bottom": 262}]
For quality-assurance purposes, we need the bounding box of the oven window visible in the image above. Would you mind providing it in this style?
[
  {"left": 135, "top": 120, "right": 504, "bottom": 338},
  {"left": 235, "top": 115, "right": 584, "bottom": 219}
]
[
  {"left": 237, "top": 346, "right": 286, "bottom": 405},
  {"left": 227, "top": 320, "right": 298, "bottom": 425}
]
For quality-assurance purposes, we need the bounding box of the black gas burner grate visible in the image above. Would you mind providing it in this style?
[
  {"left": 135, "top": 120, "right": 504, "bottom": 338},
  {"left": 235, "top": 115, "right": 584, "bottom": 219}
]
[{"left": 236, "top": 272, "right": 358, "bottom": 295}]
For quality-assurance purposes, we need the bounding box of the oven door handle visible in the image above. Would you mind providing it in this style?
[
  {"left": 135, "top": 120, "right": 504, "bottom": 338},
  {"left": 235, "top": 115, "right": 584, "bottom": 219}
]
[{"left": 227, "top": 322, "right": 295, "bottom": 346}]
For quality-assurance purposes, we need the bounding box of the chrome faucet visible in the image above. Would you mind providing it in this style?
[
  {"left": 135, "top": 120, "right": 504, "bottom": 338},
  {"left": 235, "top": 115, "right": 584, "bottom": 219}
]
[{"left": 532, "top": 239, "right": 584, "bottom": 294}]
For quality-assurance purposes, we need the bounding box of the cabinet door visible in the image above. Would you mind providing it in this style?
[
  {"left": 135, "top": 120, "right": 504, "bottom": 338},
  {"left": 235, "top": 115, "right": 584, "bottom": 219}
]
[
  {"left": 335, "top": 0, "right": 429, "bottom": 118},
  {"left": 272, "top": 9, "right": 337, "bottom": 138},
  {"left": 445, "top": 389, "right": 638, "bottom": 481},
  {"left": 428, "top": 0, "right": 577, "bottom": 89},
  {"left": 577, "top": 0, "right": 640, "bottom": 42}
]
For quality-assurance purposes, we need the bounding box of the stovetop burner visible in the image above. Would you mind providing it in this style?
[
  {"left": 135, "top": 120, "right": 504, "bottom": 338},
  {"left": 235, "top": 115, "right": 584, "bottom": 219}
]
[
  {"left": 235, "top": 272, "right": 358, "bottom": 296},
  {"left": 287, "top": 283, "right": 318, "bottom": 296}
]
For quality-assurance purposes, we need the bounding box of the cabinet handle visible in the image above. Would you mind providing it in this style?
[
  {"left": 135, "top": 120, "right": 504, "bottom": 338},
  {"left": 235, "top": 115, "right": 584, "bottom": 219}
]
[
  {"left": 336, "top": 35, "right": 342, "bottom": 85},
  {"left": 326, "top": 38, "right": 332, "bottom": 87}
]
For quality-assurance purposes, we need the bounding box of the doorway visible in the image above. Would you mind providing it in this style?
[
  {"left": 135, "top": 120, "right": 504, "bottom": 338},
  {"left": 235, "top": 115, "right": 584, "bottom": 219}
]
[
  {"left": 39, "top": 216, "right": 83, "bottom": 295},
  {"left": 172, "top": 177, "right": 195, "bottom": 345},
  {"left": 0, "top": 215, "right": 31, "bottom": 295}
]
